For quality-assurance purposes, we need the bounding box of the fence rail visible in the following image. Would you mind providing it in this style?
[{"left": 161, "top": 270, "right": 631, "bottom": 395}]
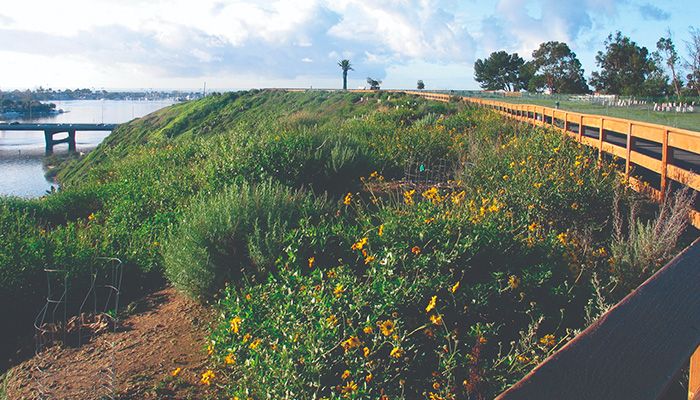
[
  {"left": 401, "top": 90, "right": 700, "bottom": 399},
  {"left": 404, "top": 91, "right": 700, "bottom": 229}
]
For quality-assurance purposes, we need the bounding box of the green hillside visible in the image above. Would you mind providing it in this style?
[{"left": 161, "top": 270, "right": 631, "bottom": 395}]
[{"left": 1, "top": 89, "right": 694, "bottom": 398}]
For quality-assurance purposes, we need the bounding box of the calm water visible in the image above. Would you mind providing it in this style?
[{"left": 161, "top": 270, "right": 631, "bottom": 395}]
[{"left": 0, "top": 100, "right": 176, "bottom": 198}]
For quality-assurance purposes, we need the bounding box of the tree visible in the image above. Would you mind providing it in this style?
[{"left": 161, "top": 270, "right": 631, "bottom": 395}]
[
  {"left": 417, "top": 80, "right": 425, "bottom": 90},
  {"left": 590, "top": 31, "right": 659, "bottom": 96},
  {"left": 338, "top": 59, "right": 353, "bottom": 90},
  {"left": 473, "top": 51, "right": 525, "bottom": 91},
  {"left": 686, "top": 27, "right": 700, "bottom": 97},
  {"left": 367, "top": 77, "right": 382, "bottom": 90},
  {"left": 657, "top": 33, "right": 682, "bottom": 98},
  {"left": 529, "top": 41, "right": 589, "bottom": 94}
]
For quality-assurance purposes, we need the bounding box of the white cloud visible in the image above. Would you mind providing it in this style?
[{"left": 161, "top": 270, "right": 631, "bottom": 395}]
[{"left": 0, "top": 0, "right": 695, "bottom": 89}]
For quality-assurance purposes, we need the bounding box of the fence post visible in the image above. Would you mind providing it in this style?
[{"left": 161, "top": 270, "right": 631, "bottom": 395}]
[
  {"left": 578, "top": 115, "right": 584, "bottom": 142},
  {"left": 626, "top": 122, "right": 634, "bottom": 180},
  {"left": 661, "top": 128, "right": 673, "bottom": 199},
  {"left": 598, "top": 117, "right": 605, "bottom": 161}
]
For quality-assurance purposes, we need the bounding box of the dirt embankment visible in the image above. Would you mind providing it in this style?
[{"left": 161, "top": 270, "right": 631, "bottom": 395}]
[{"left": 2, "top": 287, "right": 216, "bottom": 399}]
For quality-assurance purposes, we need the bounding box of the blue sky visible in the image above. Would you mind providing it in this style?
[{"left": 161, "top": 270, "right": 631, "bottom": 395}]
[{"left": 0, "top": 0, "right": 697, "bottom": 91}]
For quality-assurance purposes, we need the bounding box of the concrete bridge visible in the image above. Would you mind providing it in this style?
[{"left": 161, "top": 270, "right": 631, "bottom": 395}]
[{"left": 0, "top": 123, "right": 118, "bottom": 153}]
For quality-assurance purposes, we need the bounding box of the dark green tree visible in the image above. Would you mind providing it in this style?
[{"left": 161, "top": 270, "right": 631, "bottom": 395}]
[
  {"left": 686, "top": 27, "right": 700, "bottom": 97},
  {"left": 529, "top": 41, "right": 589, "bottom": 94},
  {"left": 367, "top": 77, "right": 382, "bottom": 90},
  {"left": 338, "top": 59, "right": 353, "bottom": 90},
  {"left": 417, "top": 80, "right": 425, "bottom": 90},
  {"left": 473, "top": 51, "right": 525, "bottom": 91},
  {"left": 590, "top": 32, "right": 660, "bottom": 96},
  {"left": 657, "top": 33, "right": 682, "bottom": 98}
]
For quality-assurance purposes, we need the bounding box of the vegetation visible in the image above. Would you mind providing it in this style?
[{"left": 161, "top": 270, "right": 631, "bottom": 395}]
[
  {"left": 0, "top": 90, "right": 695, "bottom": 398},
  {"left": 529, "top": 41, "right": 588, "bottom": 94},
  {"left": 0, "top": 98, "right": 57, "bottom": 117},
  {"left": 367, "top": 78, "right": 382, "bottom": 90},
  {"left": 473, "top": 51, "right": 527, "bottom": 92},
  {"left": 339, "top": 60, "right": 354, "bottom": 90},
  {"left": 474, "top": 27, "right": 700, "bottom": 97}
]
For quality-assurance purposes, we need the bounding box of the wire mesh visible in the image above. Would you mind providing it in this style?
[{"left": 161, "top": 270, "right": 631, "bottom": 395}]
[
  {"left": 403, "top": 158, "right": 454, "bottom": 189},
  {"left": 33, "top": 258, "right": 123, "bottom": 399}
]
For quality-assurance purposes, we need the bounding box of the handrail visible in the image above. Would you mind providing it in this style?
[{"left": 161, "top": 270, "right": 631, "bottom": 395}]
[
  {"left": 403, "top": 91, "right": 700, "bottom": 229},
  {"left": 493, "top": 237, "right": 700, "bottom": 400}
]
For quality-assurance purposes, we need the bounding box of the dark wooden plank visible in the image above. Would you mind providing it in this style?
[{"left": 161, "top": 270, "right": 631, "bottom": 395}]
[{"left": 496, "top": 238, "right": 700, "bottom": 400}]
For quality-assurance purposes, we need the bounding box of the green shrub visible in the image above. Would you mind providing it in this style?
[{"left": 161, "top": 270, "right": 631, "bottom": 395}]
[{"left": 162, "top": 180, "right": 328, "bottom": 299}]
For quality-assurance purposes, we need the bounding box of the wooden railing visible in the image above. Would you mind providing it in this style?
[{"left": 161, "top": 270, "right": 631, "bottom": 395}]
[
  {"left": 403, "top": 90, "right": 700, "bottom": 399},
  {"left": 404, "top": 91, "right": 700, "bottom": 229}
]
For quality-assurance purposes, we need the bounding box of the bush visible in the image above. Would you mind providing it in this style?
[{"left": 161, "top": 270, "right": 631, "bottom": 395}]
[{"left": 162, "top": 180, "right": 328, "bottom": 299}]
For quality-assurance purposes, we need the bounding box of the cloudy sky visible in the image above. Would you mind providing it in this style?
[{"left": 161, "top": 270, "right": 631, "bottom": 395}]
[{"left": 0, "top": 0, "right": 697, "bottom": 91}]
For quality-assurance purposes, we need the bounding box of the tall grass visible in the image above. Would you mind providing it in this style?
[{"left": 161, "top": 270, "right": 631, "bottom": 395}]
[{"left": 162, "top": 180, "right": 329, "bottom": 299}]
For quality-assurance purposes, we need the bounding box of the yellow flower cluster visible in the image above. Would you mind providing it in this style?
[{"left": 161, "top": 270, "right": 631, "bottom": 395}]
[
  {"left": 351, "top": 237, "right": 368, "bottom": 250},
  {"left": 200, "top": 370, "right": 215, "bottom": 385},
  {"left": 230, "top": 316, "right": 242, "bottom": 334},
  {"left": 341, "top": 336, "right": 362, "bottom": 352}
]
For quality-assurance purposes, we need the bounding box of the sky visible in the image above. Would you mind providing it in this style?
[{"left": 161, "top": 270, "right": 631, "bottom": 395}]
[{"left": 0, "top": 0, "right": 697, "bottom": 92}]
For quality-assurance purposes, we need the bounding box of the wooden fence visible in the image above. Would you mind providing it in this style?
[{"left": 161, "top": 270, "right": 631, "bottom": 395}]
[
  {"left": 404, "top": 90, "right": 700, "bottom": 399},
  {"left": 405, "top": 91, "right": 700, "bottom": 229}
]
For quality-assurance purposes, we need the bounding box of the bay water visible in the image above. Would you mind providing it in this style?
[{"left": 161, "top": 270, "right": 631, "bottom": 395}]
[{"left": 0, "top": 100, "right": 176, "bottom": 198}]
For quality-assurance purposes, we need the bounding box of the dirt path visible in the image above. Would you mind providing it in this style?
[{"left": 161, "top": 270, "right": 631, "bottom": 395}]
[{"left": 2, "top": 287, "right": 215, "bottom": 399}]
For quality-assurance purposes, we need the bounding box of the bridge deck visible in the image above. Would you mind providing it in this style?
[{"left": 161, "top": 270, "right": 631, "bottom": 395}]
[{"left": 0, "top": 123, "right": 118, "bottom": 131}]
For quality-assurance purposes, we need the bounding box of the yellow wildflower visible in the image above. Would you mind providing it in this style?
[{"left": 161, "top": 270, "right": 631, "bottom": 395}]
[
  {"left": 341, "top": 336, "right": 362, "bottom": 352},
  {"left": 411, "top": 246, "right": 421, "bottom": 255},
  {"left": 230, "top": 316, "right": 242, "bottom": 334},
  {"left": 341, "top": 370, "right": 351, "bottom": 380},
  {"left": 225, "top": 352, "right": 235, "bottom": 364},
  {"left": 200, "top": 370, "right": 215, "bottom": 386},
  {"left": 404, "top": 190, "right": 415, "bottom": 205},
  {"left": 364, "top": 255, "right": 375, "bottom": 264},
  {"left": 334, "top": 284, "right": 344, "bottom": 297},
  {"left": 172, "top": 367, "right": 181, "bottom": 377},
  {"left": 308, "top": 257, "right": 315, "bottom": 268},
  {"left": 343, "top": 193, "right": 352, "bottom": 205},
  {"left": 326, "top": 315, "right": 338, "bottom": 326},
  {"left": 390, "top": 347, "right": 404, "bottom": 358},
  {"left": 508, "top": 275, "right": 521, "bottom": 289},
  {"left": 451, "top": 281, "right": 460, "bottom": 293},
  {"left": 380, "top": 320, "right": 395, "bottom": 336},
  {"left": 249, "top": 339, "right": 262, "bottom": 350},
  {"left": 540, "top": 334, "right": 556, "bottom": 347},
  {"left": 366, "top": 372, "right": 372, "bottom": 383},
  {"left": 363, "top": 326, "right": 373, "bottom": 334},
  {"left": 430, "top": 315, "right": 443, "bottom": 325},
  {"left": 341, "top": 381, "right": 358, "bottom": 394},
  {"left": 426, "top": 296, "right": 437, "bottom": 313},
  {"left": 363, "top": 347, "right": 370, "bottom": 358},
  {"left": 571, "top": 202, "right": 579, "bottom": 210},
  {"left": 528, "top": 222, "right": 539, "bottom": 231},
  {"left": 351, "top": 237, "right": 368, "bottom": 250},
  {"left": 378, "top": 225, "right": 384, "bottom": 236}
]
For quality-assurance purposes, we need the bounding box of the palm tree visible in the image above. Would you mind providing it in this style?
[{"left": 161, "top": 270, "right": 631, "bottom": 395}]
[{"left": 338, "top": 59, "right": 353, "bottom": 90}]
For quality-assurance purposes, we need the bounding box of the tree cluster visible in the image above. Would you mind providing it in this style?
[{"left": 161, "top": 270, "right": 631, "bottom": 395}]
[{"left": 474, "top": 28, "right": 700, "bottom": 98}]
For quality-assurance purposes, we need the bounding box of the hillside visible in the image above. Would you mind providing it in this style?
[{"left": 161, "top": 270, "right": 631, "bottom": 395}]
[{"left": 1, "top": 89, "right": 695, "bottom": 399}]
